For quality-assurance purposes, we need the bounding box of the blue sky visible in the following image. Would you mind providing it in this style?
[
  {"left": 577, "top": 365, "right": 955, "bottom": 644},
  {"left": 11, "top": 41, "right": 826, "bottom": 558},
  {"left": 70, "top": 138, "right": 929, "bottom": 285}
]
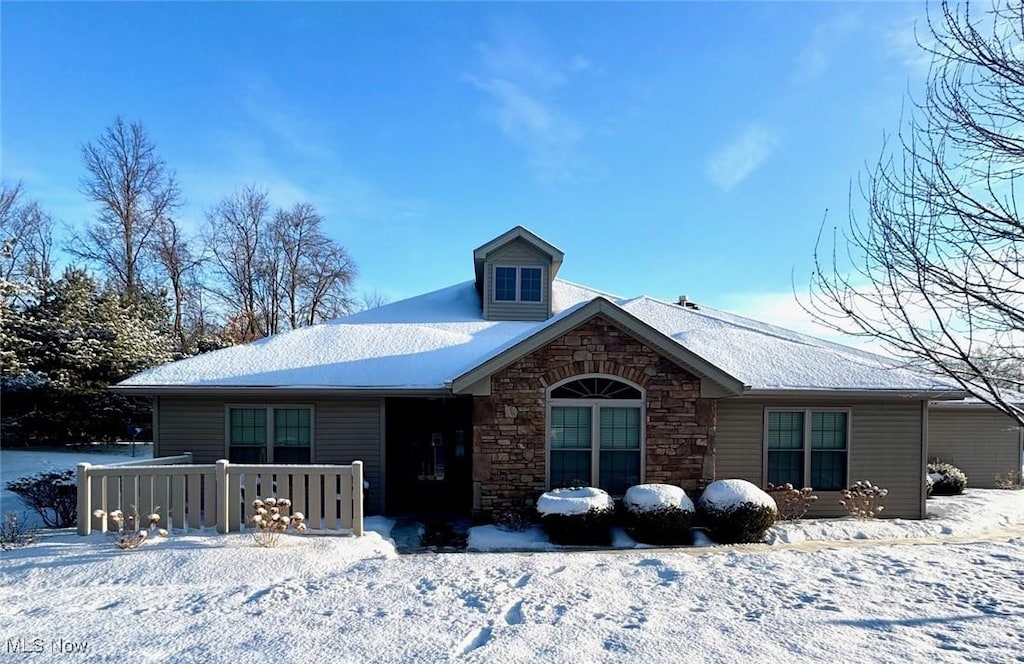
[{"left": 2, "top": 2, "right": 932, "bottom": 336}]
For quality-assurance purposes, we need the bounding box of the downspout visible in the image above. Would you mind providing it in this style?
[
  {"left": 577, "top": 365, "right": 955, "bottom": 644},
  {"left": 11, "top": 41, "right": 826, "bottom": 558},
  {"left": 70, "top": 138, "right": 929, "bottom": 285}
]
[
  {"left": 920, "top": 401, "right": 929, "bottom": 519},
  {"left": 152, "top": 395, "right": 160, "bottom": 458}
]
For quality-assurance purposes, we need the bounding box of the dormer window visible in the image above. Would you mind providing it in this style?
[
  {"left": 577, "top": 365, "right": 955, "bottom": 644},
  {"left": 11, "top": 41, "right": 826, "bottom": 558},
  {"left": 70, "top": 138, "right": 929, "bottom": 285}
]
[{"left": 495, "top": 266, "right": 543, "bottom": 303}]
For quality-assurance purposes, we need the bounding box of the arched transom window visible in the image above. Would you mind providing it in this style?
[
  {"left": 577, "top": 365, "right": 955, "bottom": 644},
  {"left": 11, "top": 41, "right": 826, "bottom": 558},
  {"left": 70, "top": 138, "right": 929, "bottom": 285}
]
[{"left": 547, "top": 375, "right": 644, "bottom": 495}]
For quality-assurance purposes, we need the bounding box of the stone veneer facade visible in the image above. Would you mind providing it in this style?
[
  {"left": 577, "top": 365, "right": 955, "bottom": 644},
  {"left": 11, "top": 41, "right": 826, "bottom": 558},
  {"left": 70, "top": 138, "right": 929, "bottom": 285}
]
[{"left": 471, "top": 314, "right": 717, "bottom": 516}]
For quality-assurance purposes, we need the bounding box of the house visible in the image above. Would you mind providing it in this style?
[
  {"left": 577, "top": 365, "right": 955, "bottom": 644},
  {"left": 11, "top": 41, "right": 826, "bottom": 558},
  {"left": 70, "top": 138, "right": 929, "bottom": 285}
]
[
  {"left": 115, "top": 227, "right": 968, "bottom": 519},
  {"left": 929, "top": 401, "right": 1023, "bottom": 488}
]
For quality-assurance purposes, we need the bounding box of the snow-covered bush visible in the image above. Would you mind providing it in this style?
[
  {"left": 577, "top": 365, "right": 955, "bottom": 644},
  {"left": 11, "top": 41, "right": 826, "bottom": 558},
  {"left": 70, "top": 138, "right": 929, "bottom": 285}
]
[
  {"left": 5, "top": 470, "right": 77, "bottom": 528},
  {"left": 765, "top": 483, "right": 819, "bottom": 521},
  {"left": 697, "top": 479, "right": 778, "bottom": 544},
  {"left": 493, "top": 509, "right": 532, "bottom": 533},
  {"left": 248, "top": 497, "right": 306, "bottom": 547},
  {"left": 839, "top": 480, "right": 888, "bottom": 518},
  {"left": 622, "top": 484, "right": 694, "bottom": 545},
  {"left": 536, "top": 487, "right": 614, "bottom": 546},
  {"left": 927, "top": 462, "right": 967, "bottom": 496},
  {"left": 92, "top": 506, "right": 168, "bottom": 549},
  {"left": 0, "top": 512, "right": 37, "bottom": 550}
]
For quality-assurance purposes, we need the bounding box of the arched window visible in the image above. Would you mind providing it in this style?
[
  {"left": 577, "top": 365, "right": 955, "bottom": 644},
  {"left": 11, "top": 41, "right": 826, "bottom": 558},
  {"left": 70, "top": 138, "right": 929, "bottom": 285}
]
[{"left": 547, "top": 375, "right": 644, "bottom": 495}]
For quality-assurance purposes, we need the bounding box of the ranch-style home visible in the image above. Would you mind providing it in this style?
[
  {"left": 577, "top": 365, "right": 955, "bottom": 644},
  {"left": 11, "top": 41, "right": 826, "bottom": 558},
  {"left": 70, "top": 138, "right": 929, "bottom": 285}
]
[{"left": 116, "top": 226, "right": 1014, "bottom": 520}]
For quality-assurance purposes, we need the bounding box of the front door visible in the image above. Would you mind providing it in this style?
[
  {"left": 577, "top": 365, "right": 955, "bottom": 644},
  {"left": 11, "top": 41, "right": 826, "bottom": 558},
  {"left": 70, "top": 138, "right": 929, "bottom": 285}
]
[{"left": 384, "top": 397, "right": 473, "bottom": 515}]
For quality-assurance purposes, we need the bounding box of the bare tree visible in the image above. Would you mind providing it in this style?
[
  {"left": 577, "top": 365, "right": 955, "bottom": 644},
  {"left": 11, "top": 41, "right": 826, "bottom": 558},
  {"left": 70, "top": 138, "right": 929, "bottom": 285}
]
[
  {"left": 808, "top": 1, "right": 1023, "bottom": 424},
  {"left": 272, "top": 202, "right": 357, "bottom": 329},
  {"left": 151, "top": 216, "right": 201, "bottom": 352},
  {"left": 74, "top": 117, "right": 180, "bottom": 300},
  {"left": 357, "top": 290, "right": 391, "bottom": 312},
  {"left": 0, "top": 181, "right": 55, "bottom": 298},
  {"left": 202, "top": 186, "right": 270, "bottom": 341}
]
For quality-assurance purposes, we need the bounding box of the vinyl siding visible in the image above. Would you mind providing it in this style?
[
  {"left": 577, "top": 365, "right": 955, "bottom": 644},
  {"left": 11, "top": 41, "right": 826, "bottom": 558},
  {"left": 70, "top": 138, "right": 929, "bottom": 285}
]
[
  {"left": 716, "top": 398, "right": 925, "bottom": 518},
  {"left": 929, "top": 409, "right": 1022, "bottom": 488},
  {"left": 157, "top": 396, "right": 384, "bottom": 513},
  {"left": 484, "top": 238, "right": 551, "bottom": 321}
]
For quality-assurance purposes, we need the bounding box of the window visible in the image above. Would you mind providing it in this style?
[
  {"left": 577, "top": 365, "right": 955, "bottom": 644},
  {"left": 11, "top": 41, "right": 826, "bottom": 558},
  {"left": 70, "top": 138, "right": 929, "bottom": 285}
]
[
  {"left": 493, "top": 265, "right": 544, "bottom": 303},
  {"left": 494, "top": 267, "right": 518, "bottom": 302},
  {"left": 228, "top": 406, "right": 313, "bottom": 463},
  {"left": 766, "top": 409, "right": 848, "bottom": 490},
  {"left": 548, "top": 376, "right": 643, "bottom": 495}
]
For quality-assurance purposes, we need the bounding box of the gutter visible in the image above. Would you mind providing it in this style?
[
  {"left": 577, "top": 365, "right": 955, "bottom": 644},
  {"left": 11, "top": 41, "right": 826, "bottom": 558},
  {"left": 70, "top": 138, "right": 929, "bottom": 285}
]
[{"left": 738, "top": 388, "right": 968, "bottom": 400}]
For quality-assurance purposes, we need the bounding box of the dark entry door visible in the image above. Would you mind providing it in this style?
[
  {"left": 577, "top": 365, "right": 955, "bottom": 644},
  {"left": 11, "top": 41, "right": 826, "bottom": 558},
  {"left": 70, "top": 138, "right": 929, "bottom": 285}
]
[{"left": 384, "top": 397, "right": 473, "bottom": 515}]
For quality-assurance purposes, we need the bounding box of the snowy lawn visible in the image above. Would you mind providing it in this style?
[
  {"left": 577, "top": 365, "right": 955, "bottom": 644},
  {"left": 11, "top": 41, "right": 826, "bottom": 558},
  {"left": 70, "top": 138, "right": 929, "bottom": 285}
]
[
  {"left": 1, "top": 524, "right": 1022, "bottom": 662},
  {"left": 2, "top": 449, "right": 1023, "bottom": 661}
]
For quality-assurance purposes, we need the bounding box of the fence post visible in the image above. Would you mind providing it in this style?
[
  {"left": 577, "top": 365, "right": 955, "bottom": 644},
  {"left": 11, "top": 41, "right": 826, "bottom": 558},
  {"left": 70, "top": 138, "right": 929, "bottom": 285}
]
[
  {"left": 351, "top": 460, "right": 364, "bottom": 536},
  {"left": 215, "top": 459, "right": 229, "bottom": 534},
  {"left": 77, "top": 463, "right": 91, "bottom": 536}
]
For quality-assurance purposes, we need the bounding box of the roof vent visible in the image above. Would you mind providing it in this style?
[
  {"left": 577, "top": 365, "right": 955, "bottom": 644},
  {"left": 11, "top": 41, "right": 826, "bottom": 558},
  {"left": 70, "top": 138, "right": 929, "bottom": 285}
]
[{"left": 676, "top": 295, "right": 699, "bottom": 310}]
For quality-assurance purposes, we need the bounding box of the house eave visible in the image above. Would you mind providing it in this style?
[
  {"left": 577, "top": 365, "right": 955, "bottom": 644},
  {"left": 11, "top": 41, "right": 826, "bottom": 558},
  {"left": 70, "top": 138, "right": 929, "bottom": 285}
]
[
  {"left": 737, "top": 388, "right": 968, "bottom": 400},
  {"left": 109, "top": 385, "right": 455, "bottom": 398}
]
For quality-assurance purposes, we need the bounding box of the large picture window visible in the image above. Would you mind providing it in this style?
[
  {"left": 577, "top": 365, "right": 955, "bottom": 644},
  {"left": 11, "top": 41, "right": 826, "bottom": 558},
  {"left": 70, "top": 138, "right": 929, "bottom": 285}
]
[
  {"left": 548, "top": 376, "right": 643, "bottom": 495},
  {"left": 766, "top": 409, "right": 848, "bottom": 490},
  {"left": 493, "top": 265, "right": 543, "bottom": 303},
  {"left": 228, "top": 405, "right": 313, "bottom": 463}
]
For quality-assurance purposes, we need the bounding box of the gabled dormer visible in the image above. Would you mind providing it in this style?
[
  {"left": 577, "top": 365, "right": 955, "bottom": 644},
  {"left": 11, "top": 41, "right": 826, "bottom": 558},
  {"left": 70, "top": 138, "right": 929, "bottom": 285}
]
[{"left": 473, "top": 226, "right": 564, "bottom": 321}]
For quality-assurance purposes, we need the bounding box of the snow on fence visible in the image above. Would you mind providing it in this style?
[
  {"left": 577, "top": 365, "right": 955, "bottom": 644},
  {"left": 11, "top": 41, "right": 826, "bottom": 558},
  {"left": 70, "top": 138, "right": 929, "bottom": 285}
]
[{"left": 77, "top": 456, "right": 364, "bottom": 537}]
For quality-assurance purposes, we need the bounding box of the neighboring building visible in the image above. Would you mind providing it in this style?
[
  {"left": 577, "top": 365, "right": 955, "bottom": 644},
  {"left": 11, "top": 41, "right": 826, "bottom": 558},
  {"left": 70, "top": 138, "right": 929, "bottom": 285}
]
[
  {"left": 929, "top": 401, "right": 1023, "bottom": 488},
  {"left": 115, "top": 227, "right": 967, "bottom": 519}
]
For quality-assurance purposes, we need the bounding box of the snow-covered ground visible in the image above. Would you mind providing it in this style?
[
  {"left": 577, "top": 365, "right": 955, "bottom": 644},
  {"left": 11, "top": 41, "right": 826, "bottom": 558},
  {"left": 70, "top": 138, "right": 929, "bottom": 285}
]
[
  {"left": 2, "top": 521, "right": 1022, "bottom": 662},
  {"left": 2, "top": 449, "right": 1023, "bottom": 662}
]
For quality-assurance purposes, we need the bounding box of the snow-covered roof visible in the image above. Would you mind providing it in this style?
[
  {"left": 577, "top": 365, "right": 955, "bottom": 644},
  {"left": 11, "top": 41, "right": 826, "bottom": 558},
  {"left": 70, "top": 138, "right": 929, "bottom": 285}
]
[{"left": 117, "top": 279, "right": 960, "bottom": 394}]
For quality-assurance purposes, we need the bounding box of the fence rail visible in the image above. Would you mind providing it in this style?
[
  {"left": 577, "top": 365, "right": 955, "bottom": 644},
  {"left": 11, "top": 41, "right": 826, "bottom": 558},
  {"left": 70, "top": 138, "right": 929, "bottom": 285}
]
[{"left": 77, "top": 457, "right": 363, "bottom": 537}]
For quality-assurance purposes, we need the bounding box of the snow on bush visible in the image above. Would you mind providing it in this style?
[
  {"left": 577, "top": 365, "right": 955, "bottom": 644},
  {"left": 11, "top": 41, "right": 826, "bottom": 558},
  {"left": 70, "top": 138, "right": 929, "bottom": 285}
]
[
  {"left": 249, "top": 497, "right": 307, "bottom": 547},
  {"left": 927, "top": 462, "right": 967, "bottom": 496},
  {"left": 697, "top": 479, "right": 778, "bottom": 544},
  {"left": 5, "top": 470, "right": 77, "bottom": 528},
  {"left": 839, "top": 480, "right": 888, "bottom": 519},
  {"left": 537, "top": 487, "right": 614, "bottom": 546},
  {"left": 622, "top": 484, "right": 694, "bottom": 545},
  {"left": 92, "top": 506, "right": 168, "bottom": 549}
]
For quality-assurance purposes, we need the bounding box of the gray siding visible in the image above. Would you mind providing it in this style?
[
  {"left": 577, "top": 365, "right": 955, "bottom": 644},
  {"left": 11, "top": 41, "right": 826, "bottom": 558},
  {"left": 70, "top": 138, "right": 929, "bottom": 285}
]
[
  {"left": 157, "top": 396, "right": 384, "bottom": 513},
  {"left": 716, "top": 398, "right": 926, "bottom": 518},
  {"left": 929, "top": 409, "right": 1022, "bottom": 488},
  {"left": 483, "top": 238, "right": 552, "bottom": 321}
]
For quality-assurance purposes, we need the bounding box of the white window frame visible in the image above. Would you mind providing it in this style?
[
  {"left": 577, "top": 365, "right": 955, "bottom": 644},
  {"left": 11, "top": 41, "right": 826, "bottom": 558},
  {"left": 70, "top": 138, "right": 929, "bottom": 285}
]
[
  {"left": 493, "top": 264, "right": 545, "bottom": 304},
  {"left": 762, "top": 407, "right": 851, "bottom": 490},
  {"left": 545, "top": 374, "right": 645, "bottom": 493},
  {"left": 225, "top": 404, "right": 316, "bottom": 463}
]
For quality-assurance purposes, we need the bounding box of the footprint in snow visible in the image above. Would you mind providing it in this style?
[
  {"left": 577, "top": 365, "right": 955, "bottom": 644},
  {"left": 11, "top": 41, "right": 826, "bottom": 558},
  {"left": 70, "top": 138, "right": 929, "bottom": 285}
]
[
  {"left": 456, "top": 623, "right": 494, "bottom": 657},
  {"left": 504, "top": 600, "right": 524, "bottom": 625}
]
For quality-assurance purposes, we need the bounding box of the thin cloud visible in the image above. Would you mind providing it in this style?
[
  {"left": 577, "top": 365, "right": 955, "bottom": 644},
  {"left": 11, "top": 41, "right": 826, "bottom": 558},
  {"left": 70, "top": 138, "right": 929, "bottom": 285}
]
[
  {"left": 706, "top": 125, "right": 780, "bottom": 191},
  {"left": 885, "top": 15, "right": 936, "bottom": 75},
  {"left": 469, "top": 20, "right": 591, "bottom": 184},
  {"left": 793, "top": 13, "right": 862, "bottom": 84}
]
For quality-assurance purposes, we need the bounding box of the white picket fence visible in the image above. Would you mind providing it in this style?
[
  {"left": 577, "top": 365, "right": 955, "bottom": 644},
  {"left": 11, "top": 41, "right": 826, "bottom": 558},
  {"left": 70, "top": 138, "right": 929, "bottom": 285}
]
[{"left": 77, "top": 455, "right": 364, "bottom": 537}]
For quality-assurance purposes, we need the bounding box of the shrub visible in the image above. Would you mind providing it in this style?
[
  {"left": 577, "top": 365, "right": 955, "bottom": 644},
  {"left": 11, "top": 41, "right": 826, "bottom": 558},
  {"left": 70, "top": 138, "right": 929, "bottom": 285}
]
[
  {"left": 697, "top": 479, "right": 778, "bottom": 544},
  {"left": 248, "top": 497, "right": 306, "bottom": 547},
  {"left": 493, "top": 509, "right": 532, "bottom": 533},
  {"left": 839, "top": 480, "right": 888, "bottom": 518},
  {"left": 765, "top": 483, "right": 819, "bottom": 521},
  {"left": 622, "top": 484, "right": 694, "bottom": 545},
  {"left": 994, "top": 469, "right": 1021, "bottom": 490},
  {"left": 5, "top": 470, "right": 77, "bottom": 528},
  {"left": 927, "top": 462, "right": 967, "bottom": 496},
  {"left": 0, "top": 512, "right": 37, "bottom": 550},
  {"left": 537, "top": 487, "right": 614, "bottom": 546},
  {"left": 92, "top": 506, "right": 168, "bottom": 549}
]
